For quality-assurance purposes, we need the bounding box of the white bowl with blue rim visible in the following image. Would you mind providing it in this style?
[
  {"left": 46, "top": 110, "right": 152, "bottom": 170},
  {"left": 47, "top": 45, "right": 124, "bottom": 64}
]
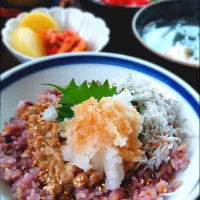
[
  {"left": 1, "top": 7, "right": 110, "bottom": 63},
  {"left": 0, "top": 52, "right": 199, "bottom": 200}
]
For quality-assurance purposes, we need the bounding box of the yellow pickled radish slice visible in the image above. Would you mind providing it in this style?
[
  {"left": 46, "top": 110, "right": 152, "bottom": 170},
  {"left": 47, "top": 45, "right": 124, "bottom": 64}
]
[
  {"left": 11, "top": 27, "right": 46, "bottom": 58},
  {"left": 19, "top": 12, "right": 60, "bottom": 33}
]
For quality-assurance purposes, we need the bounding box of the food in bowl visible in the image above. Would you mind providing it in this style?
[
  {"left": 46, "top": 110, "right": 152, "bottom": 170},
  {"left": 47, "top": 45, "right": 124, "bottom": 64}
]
[
  {"left": 142, "top": 18, "right": 200, "bottom": 65},
  {"left": 11, "top": 27, "right": 47, "bottom": 58},
  {"left": 99, "top": 0, "right": 162, "bottom": 7},
  {"left": 0, "top": 76, "right": 190, "bottom": 200},
  {"left": 39, "top": 29, "right": 87, "bottom": 55},
  {"left": 164, "top": 44, "right": 198, "bottom": 65},
  {"left": 11, "top": 11, "right": 87, "bottom": 58},
  {"left": 19, "top": 12, "right": 61, "bottom": 33},
  {"left": 133, "top": 0, "right": 200, "bottom": 68}
]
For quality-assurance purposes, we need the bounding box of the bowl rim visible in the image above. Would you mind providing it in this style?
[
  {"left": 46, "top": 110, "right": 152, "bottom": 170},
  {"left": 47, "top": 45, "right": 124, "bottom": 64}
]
[
  {"left": 84, "top": 0, "right": 144, "bottom": 8},
  {"left": 132, "top": 0, "right": 200, "bottom": 69},
  {"left": 0, "top": 52, "right": 199, "bottom": 199},
  {"left": 1, "top": 7, "right": 110, "bottom": 61},
  {"left": 83, "top": 0, "right": 175, "bottom": 8},
  {"left": 1, "top": 52, "right": 199, "bottom": 104}
]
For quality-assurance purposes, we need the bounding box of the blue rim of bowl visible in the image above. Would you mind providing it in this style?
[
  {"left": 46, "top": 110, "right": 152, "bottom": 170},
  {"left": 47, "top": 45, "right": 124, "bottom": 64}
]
[{"left": 0, "top": 53, "right": 199, "bottom": 198}]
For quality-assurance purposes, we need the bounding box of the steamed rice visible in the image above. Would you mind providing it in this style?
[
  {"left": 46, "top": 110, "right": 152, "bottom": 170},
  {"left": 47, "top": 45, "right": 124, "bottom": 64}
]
[{"left": 0, "top": 77, "right": 189, "bottom": 200}]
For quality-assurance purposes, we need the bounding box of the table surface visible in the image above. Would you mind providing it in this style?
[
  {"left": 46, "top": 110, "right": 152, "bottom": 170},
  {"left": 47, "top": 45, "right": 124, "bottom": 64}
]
[{"left": 1, "top": 0, "right": 199, "bottom": 93}]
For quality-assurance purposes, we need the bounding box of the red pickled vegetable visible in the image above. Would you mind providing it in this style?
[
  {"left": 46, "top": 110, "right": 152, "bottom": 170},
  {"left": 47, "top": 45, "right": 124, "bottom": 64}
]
[
  {"left": 39, "top": 29, "right": 87, "bottom": 55},
  {"left": 57, "top": 30, "right": 78, "bottom": 53},
  {"left": 101, "top": 0, "right": 151, "bottom": 6}
]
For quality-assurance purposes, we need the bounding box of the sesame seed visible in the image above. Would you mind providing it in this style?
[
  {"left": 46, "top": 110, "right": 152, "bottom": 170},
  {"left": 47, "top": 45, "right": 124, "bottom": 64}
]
[
  {"left": 77, "top": 177, "right": 81, "bottom": 182},
  {"left": 141, "top": 179, "right": 144, "bottom": 184},
  {"left": 163, "top": 188, "right": 167, "bottom": 193},
  {"left": 78, "top": 183, "right": 82, "bottom": 187},
  {"left": 52, "top": 185, "right": 55, "bottom": 190},
  {"left": 50, "top": 189, "right": 54, "bottom": 196},
  {"left": 64, "top": 191, "right": 68, "bottom": 195},
  {"left": 99, "top": 186, "right": 102, "bottom": 192},
  {"left": 59, "top": 180, "right": 62, "bottom": 185},
  {"left": 39, "top": 171, "right": 43, "bottom": 176},
  {"left": 32, "top": 160, "right": 37, "bottom": 167},
  {"left": 36, "top": 182, "right": 40, "bottom": 186}
]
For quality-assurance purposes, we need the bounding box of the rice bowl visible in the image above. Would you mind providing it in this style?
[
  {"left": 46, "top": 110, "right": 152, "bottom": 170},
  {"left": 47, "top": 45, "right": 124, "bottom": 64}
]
[{"left": 0, "top": 53, "right": 199, "bottom": 200}]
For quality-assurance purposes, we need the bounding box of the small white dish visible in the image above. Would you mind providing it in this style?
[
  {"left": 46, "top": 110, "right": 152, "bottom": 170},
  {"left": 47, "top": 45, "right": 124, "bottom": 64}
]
[{"left": 1, "top": 7, "right": 110, "bottom": 63}]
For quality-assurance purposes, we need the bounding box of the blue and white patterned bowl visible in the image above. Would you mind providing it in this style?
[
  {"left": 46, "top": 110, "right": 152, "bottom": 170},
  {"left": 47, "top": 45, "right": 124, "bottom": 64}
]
[{"left": 0, "top": 53, "right": 199, "bottom": 200}]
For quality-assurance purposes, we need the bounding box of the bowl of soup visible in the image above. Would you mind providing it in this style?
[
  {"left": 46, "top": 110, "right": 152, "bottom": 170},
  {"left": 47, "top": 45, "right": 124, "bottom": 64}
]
[{"left": 132, "top": 0, "right": 200, "bottom": 68}]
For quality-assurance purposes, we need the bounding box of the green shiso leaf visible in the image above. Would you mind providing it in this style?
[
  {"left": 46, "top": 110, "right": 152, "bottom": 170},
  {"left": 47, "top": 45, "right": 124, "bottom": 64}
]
[
  {"left": 44, "top": 79, "right": 117, "bottom": 121},
  {"left": 137, "top": 106, "right": 143, "bottom": 114},
  {"left": 131, "top": 101, "right": 143, "bottom": 114},
  {"left": 138, "top": 133, "right": 145, "bottom": 141}
]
